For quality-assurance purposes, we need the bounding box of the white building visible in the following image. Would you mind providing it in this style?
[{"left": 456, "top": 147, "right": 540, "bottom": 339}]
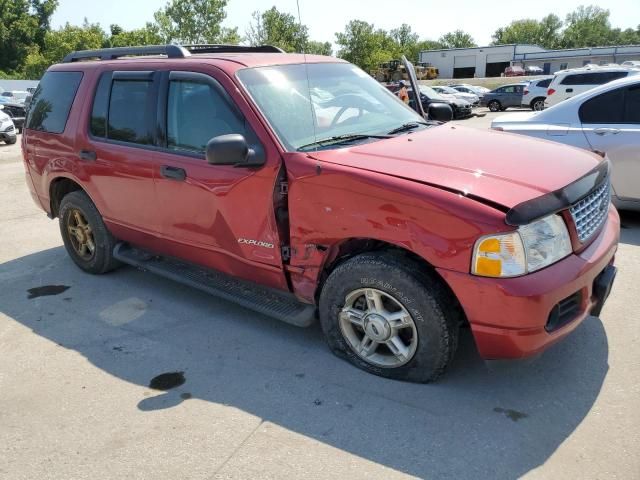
[{"left": 420, "top": 44, "right": 640, "bottom": 79}]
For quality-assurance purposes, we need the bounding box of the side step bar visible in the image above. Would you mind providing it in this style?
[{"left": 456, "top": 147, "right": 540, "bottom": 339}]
[{"left": 113, "top": 243, "right": 316, "bottom": 327}]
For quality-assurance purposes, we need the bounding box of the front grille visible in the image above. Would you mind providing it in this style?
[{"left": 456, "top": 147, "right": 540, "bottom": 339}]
[
  {"left": 546, "top": 291, "right": 582, "bottom": 332},
  {"left": 569, "top": 180, "right": 610, "bottom": 242}
]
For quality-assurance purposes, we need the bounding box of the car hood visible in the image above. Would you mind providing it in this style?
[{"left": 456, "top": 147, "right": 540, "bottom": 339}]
[{"left": 309, "top": 125, "right": 602, "bottom": 209}]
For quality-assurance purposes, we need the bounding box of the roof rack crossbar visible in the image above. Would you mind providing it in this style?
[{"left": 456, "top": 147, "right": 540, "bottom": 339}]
[
  {"left": 62, "top": 45, "right": 191, "bottom": 63},
  {"left": 183, "top": 44, "right": 285, "bottom": 54}
]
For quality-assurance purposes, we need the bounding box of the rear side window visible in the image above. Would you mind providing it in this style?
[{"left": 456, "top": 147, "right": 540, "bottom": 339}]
[
  {"left": 108, "top": 80, "right": 153, "bottom": 144},
  {"left": 579, "top": 88, "right": 624, "bottom": 123},
  {"left": 562, "top": 71, "right": 627, "bottom": 85},
  {"left": 537, "top": 78, "right": 552, "bottom": 88},
  {"left": 26, "top": 71, "right": 82, "bottom": 133},
  {"left": 90, "top": 73, "right": 153, "bottom": 145},
  {"left": 167, "top": 79, "right": 245, "bottom": 154}
]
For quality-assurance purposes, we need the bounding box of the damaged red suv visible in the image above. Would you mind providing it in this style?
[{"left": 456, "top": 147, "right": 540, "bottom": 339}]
[{"left": 22, "top": 45, "right": 618, "bottom": 382}]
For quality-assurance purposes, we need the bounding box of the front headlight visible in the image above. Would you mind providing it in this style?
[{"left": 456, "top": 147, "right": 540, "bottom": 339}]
[{"left": 472, "top": 214, "right": 572, "bottom": 278}]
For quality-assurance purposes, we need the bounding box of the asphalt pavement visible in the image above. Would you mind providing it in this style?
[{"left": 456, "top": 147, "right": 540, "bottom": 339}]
[{"left": 1, "top": 125, "right": 639, "bottom": 479}]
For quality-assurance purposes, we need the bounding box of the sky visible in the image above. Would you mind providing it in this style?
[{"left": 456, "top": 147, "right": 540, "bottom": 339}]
[{"left": 52, "top": 0, "right": 640, "bottom": 48}]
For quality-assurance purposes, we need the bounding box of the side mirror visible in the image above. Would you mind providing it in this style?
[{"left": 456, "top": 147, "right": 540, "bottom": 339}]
[
  {"left": 206, "top": 134, "right": 263, "bottom": 167},
  {"left": 427, "top": 103, "right": 453, "bottom": 122}
]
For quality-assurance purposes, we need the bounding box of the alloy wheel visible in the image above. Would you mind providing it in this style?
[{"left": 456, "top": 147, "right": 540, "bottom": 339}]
[{"left": 66, "top": 208, "right": 96, "bottom": 260}]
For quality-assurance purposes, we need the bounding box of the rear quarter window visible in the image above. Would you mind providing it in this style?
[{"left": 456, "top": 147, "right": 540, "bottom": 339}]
[
  {"left": 26, "top": 71, "right": 82, "bottom": 133},
  {"left": 537, "top": 78, "right": 552, "bottom": 88}
]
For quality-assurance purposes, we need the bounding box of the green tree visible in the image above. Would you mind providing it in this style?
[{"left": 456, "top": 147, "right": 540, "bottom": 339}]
[
  {"left": 336, "top": 20, "right": 396, "bottom": 71},
  {"left": 22, "top": 20, "right": 106, "bottom": 78},
  {"left": 153, "top": 0, "right": 239, "bottom": 44},
  {"left": 491, "top": 14, "right": 562, "bottom": 49},
  {"left": 561, "top": 5, "right": 613, "bottom": 48},
  {"left": 306, "top": 40, "right": 332, "bottom": 56},
  {"left": 438, "top": 30, "right": 476, "bottom": 48},
  {"left": 246, "top": 6, "right": 308, "bottom": 52},
  {"left": 0, "top": 0, "right": 58, "bottom": 73},
  {"left": 109, "top": 23, "right": 163, "bottom": 47},
  {"left": 390, "top": 23, "right": 422, "bottom": 61}
]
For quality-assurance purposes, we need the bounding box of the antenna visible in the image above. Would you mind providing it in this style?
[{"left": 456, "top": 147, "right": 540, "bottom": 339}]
[{"left": 296, "top": 0, "right": 318, "bottom": 151}]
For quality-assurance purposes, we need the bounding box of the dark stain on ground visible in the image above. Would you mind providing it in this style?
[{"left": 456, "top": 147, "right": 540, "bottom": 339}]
[
  {"left": 494, "top": 407, "right": 528, "bottom": 422},
  {"left": 27, "top": 285, "right": 70, "bottom": 299},
  {"left": 295, "top": 373, "right": 305, "bottom": 378},
  {"left": 180, "top": 392, "right": 192, "bottom": 400},
  {"left": 313, "top": 398, "right": 323, "bottom": 406},
  {"left": 112, "top": 346, "right": 124, "bottom": 352},
  {"left": 149, "top": 371, "right": 186, "bottom": 391}
]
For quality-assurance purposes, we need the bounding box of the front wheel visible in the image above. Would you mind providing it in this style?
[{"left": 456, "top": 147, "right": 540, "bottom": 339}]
[
  {"left": 59, "top": 190, "right": 120, "bottom": 274},
  {"left": 488, "top": 100, "right": 501, "bottom": 112},
  {"left": 319, "top": 252, "right": 460, "bottom": 383},
  {"left": 5, "top": 136, "right": 17, "bottom": 145}
]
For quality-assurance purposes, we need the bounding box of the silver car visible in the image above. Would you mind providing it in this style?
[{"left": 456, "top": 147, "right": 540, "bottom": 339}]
[{"left": 491, "top": 75, "right": 640, "bottom": 210}]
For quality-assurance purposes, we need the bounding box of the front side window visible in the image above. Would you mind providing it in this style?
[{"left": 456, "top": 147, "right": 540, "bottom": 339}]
[
  {"left": 237, "top": 63, "right": 423, "bottom": 151},
  {"left": 167, "top": 79, "right": 245, "bottom": 153},
  {"left": 107, "top": 79, "right": 153, "bottom": 144},
  {"left": 26, "top": 71, "right": 82, "bottom": 133}
]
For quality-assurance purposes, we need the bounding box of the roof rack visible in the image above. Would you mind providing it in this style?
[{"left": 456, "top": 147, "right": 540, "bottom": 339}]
[
  {"left": 183, "top": 44, "right": 285, "bottom": 54},
  {"left": 61, "top": 44, "right": 285, "bottom": 63},
  {"left": 62, "top": 45, "right": 191, "bottom": 63}
]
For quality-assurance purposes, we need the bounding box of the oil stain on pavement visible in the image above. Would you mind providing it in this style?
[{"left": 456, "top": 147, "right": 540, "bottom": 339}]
[
  {"left": 494, "top": 407, "right": 528, "bottom": 422},
  {"left": 149, "top": 371, "right": 186, "bottom": 391},
  {"left": 27, "top": 285, "right": 70, "bottom": 299}
]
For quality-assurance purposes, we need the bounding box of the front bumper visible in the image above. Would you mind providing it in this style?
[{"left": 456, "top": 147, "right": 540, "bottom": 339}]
[{"left": 438, "top": 207, "right": 620, "bottom": 359}]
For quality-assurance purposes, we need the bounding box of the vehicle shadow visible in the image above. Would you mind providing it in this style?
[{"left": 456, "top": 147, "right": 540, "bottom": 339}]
[
  {"left": 619, "top": 210, "right": 640, "bottom": 246},
  {"left": 0, "top": 247, "right": 610, "bottom": 479}
]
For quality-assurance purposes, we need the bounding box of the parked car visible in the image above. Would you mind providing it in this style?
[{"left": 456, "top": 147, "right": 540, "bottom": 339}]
[
  {"left": 1, "top": 90, "right": 29, "bottom": 104},
  {"left": 504, "top": 66, "right": 525, "bottom": 77},
  {"left": 521, "top": 77, "right": 553, "bottom": 111},
  {"left": 480, "top": 83, "right": 525, "bottom": 111},
  {"left": 525, "top": 65, "right": 544, "bottom": 75},
  {"left": 431, "top": 85, "right": 479, "bottom": 106},
  {"left": 0, "top": 102, "right": 26, "bottom": 132},
  {"left": 0, "top": 108, "right": 16, "bottom": 144},
  {"left": 410, "top": 85, "right": 473, "bottom": 119},
  {"left": 492, "top": 75, "right": 640, "bottom": 211},
  {"left": 23, "top": 45, "right": 619, "bottom": 383},
  {"left": 621, "top": 61, "right": 640, "bottom": 67},
  {"left": 545, "top": 65, "right": 640, "bottom": 107},
  {"left": 449, "top": 83, "right": 490, "bottom": 95}
]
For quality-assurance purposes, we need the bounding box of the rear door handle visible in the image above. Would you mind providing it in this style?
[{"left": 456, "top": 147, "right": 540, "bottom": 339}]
[
  {"left": 161, "top": 165, "right": 186, "bottom": 181},
  {"left": 565, "top": 88, "right": 573, "bottom": 93},
  {"left": 78, "top": 150, "right": 96, "bottom": 161},
  {"left": 593, "top": 128, "right": 621, "bottom": 136}
]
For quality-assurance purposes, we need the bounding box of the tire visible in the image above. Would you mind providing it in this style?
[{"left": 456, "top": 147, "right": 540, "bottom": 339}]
[
  {"left": 59, "top": 190, "right": 120, "bottom": 274},
  {"left": 319, "top": 251, "right": 460, "bottom": 383},
  {"left": 531, "top": 98, "right": 545, "bottom": 111},
  {"left": 488, "top": 100, "right": 501, "bottom": 112},
  {"left": 5, "top": 136, "right": 17, "bottom": 145}
]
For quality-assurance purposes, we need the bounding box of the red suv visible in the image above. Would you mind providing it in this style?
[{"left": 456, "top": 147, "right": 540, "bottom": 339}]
[{"left": 22, "top": 45, "right": 619, "bottom": 382}]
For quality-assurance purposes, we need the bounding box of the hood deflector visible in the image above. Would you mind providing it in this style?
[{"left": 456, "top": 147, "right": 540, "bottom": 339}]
[{"left": 505, "top": 160, "right": 610, "bottom": 226}]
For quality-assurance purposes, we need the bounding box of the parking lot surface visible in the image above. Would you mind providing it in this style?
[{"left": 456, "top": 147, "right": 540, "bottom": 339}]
[{"left": 1, "top": 123, "right": 639, "bottom": 479}]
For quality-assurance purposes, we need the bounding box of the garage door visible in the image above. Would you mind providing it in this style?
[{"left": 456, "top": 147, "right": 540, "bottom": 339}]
[
  {"left": 486, "top": 53, "right": 511, "bottom": 63},
  {"left": 454, "top": 55, "right": 476, "bottom": 68}
]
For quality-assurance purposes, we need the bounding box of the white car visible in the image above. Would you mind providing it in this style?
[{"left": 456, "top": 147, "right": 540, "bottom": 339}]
[
  {"left": 491, "top": 75, "right": 640, "bottom": 210},
  {"left": 449, "top": 83, "right": 490, "bottom": 95},
  {"left": 0, "top": 109, "right": 16, "bottom": 144},
  {"left": 432, "top": 85, "right": 479, "bottom": 105},
  {"left": 545, "top": 65, "right": 640, "bottom": 107},
  {"left": 521, "top": 77, "right": 552, "bottom": 111}
]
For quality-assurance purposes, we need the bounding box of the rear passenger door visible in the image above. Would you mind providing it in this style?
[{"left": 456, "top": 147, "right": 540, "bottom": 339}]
[
  {"left": 151, "top": 69, "right": 288, "bottom": 290},
  {"left": 82, "top": 70, "right": 162, "bottom": 240},
  {"left": 580, "top": 84, "right": 640, "bottom": 201}
]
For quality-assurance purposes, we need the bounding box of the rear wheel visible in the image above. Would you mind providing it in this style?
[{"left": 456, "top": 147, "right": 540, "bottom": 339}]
[
  {"left": 531, "top": 98, "right": 545, "bottom": 111},
  {"left": 5, "top": 136, "right": 16, "bottom": 145},
  {"left": 59, "top": 191, "right": 120, "bottom": 274},
  {"left": 488, "top": 100, "right": 501, "bottom": 112},
  {"left": 319, "top": 252, "right": 459, "bottom": 383}
]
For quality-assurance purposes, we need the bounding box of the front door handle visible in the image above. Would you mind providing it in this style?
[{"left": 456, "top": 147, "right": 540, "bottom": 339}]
[
  {"left": 593, "top": 128, "right": 621, "bottom": 136},
  {"left": 78, "top": 150, "right": 96, "bottom": 161},
  {"left": 161, "top": 165, "right": 186, "bottom": 181}
]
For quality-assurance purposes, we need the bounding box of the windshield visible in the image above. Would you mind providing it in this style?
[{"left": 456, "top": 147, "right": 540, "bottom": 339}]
[
  {"left": 418, "top": 85, "right": 445, "bottom": 100},
  {"left": 237, "top": 63, "right": 423, "bottom": 151}
]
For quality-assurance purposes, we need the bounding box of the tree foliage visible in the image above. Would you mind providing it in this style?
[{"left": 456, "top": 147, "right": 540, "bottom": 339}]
[
  {"left": 438, "top": 30, "right": 477, "bottom": 48},
  {"left": 153, "top": 0, "right": 239, "bottom": 44}
]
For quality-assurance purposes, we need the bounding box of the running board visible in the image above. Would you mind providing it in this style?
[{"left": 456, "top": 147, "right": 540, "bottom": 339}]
[{"left": 113, "top": 243, "right": 315, "bottom": 327}]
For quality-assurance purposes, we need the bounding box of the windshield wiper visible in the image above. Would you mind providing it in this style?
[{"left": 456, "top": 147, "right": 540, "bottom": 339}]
[
  {"left": 297, "top": 133, "right": 392, "bottom": 152},
  {"left": 387, "top": 121, "right": 432, "bottom": 135}
]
